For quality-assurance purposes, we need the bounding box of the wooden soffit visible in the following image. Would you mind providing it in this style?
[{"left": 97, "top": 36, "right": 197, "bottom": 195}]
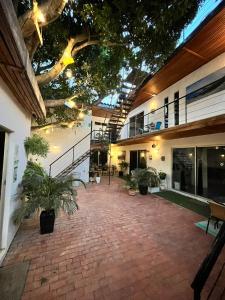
[
  {"left": 132, "top": 3, "right": 225, "bottom": 109},
  {"left": 92, "top": 106, "right": 113, "bottom": 118},
  {"left": 0, "top": 0, "right": 46, "bottom": 118}
]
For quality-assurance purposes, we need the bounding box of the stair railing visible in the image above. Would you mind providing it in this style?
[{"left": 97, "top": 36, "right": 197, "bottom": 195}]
[{"left": 49, "top": 129, "right": 109, "bottom": 177}]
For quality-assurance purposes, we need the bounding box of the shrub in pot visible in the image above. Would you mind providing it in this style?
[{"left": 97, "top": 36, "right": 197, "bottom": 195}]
[
  {"left": 123, "top": 175, "right": 137, "bottom": 196},
  {"left": 118, "top": 161, "right": 129, "bottom": 177},
  {"left": 133, "top": 168, "right": 151, "bottom": 195},
  {"left": 13, "top": 162, "right": 83, "bottom": 234},
  {"left": 148, "top": 167, "right": 160, "bottom": 193}
]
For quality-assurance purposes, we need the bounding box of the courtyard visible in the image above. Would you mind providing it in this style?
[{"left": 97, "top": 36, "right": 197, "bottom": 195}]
[{"left": 3, "top": 178, "right": 225, "bottom": 300}]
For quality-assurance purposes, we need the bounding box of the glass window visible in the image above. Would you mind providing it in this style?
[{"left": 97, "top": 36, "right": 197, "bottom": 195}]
[
  {"left": 197, "top": 146, "right": 225, "bottom": 202},
  {"left": 174, "top": 91, "right": 179, "bottom": 125},
  {"left": 129, "top": 112, "right": 144, "bottom": 137},
  {"left": 172, "top": 148, "right": 195, "bottom": 194}
]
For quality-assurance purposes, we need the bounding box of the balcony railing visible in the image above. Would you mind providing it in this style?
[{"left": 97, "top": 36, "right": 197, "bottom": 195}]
[{"left": 118, "top": 80, "right": 225, "bottom": 140}]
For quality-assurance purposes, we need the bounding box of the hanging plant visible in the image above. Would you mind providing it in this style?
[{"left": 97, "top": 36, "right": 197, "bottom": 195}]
[{"left": 24, "top": 134, "right": 49, "bottom": 157}]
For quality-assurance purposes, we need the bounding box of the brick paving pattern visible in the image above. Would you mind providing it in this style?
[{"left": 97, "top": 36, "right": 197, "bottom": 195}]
[{"left": 3, "top": 177, "right": 225, "bottom": 300}]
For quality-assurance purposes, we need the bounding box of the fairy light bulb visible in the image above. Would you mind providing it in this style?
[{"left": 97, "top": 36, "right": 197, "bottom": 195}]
[
  {"left": 79, "top": 111, "right": 85, "bottom": 119},
  {"left": 66, "top": 69, "right": 73, "bottom": 78}
]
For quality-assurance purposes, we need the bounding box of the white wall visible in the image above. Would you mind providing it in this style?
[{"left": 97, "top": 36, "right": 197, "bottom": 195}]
[
  {"left": 0, "top": 77, "right": 31, "bottom": 264},
  {"left": 120, "top": 52, "right": 225, "bottom": 139},
  {"left": 34, "top": 114, "right": 92, "bottom": 182},
  {"left": 112, "top": 132, "right": 225, "bottom": 192}
]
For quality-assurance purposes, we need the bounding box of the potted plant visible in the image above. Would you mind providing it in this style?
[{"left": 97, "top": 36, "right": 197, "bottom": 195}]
[
  {"left": 96, "top": 172, "right": 101, "bottom": 184},
  {"left": 118, "top": 161, "right": 129, "bottom": 177},
  {"left": 13, "top": 162, "right": 83, "bottom": 234},
  {"left": 123, "top": 175, "right": 137, "bottom": 196},
  {"left": 148, "top": 167, "right": 160, "bottom": 193},
  {"left": 133, "top": 168, "right": 151, "bottom": 195},
  {"left": 158, "top": 172, "right": 166, "bottom": 180}
]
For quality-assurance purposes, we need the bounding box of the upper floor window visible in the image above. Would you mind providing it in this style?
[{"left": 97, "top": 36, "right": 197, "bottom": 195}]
[
  {"left": 186, "top": 67, "right": 225, "bottom": 104},
  {"left": 174, "top": 91, "right": 179, "bottom": 125},
  {"left": 129, "top": 111, "right": 144, "bottom": 137}
]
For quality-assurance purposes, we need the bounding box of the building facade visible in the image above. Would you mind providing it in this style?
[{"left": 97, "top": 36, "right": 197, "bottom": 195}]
[{"left": 111, "top": 4, "right": 225, "bottom": 204}]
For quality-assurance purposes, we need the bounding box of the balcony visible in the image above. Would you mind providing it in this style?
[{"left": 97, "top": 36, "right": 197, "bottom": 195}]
[{"left": 117, "top": 84, "right": 225, "bottom": 145}]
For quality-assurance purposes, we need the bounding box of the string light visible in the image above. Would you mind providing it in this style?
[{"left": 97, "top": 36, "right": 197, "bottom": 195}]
[
  {"left": 65, "top": 69, "right": 73, "bottom": 78},
  {"left": 32, "top": 0, "right": 44, "bottom": 45},
  {"left": 64, "top": 99, "right": 76, "bottom": 109},
  {"left": 78, "top": 111, "right": 85, "bottom": 119}
]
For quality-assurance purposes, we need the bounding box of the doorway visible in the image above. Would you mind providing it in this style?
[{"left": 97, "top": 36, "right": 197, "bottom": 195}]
[
  {"left": 0, "top": 130, "right": 6, "bottom": 250},
  {"left": 129, "top": 150, "right": 147, "bottom": 172}
]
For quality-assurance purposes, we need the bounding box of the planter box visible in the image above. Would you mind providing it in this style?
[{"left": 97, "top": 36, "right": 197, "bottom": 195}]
[{"left": 148, "top": 187, "right": 160, "bottom": 193}]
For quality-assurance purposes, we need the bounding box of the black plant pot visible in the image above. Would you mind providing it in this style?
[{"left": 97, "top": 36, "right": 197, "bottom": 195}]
[
  {"left": 119, "top": 171, "right": 124, "bottom": 177},
  {"left": 40, "top": 210, "right": 55, "bottom": 234},
  {"left": 138, "top": 185, "right": 148, "bottom": 195}
]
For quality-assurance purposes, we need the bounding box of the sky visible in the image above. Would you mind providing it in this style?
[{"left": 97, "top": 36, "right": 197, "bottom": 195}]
[{"left": 101, "top": 0, "right": 223, "bottom": 107}]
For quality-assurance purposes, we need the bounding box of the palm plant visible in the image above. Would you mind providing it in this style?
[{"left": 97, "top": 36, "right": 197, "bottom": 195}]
[{"left": 13, "top": 165, "right": 82, "bottom": 225}]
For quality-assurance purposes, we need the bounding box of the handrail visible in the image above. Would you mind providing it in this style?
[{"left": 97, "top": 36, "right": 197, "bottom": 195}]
[
  {"left": 120, "top": 76, "right": 225, "bottom": 131},
  {"left": 49, "top": 129, "right": 109, "bottom": 176},
  {"left": 49, "top": 131, "right": 91, "bottom": 167}
]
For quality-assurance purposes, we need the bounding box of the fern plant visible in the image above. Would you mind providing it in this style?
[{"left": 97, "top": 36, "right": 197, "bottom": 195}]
[
  {"left": 24, "top": 134, "right": 49, "bottom": 157},
  {"left": 13, "top": 167, "right": 83, "bottom": 225}
]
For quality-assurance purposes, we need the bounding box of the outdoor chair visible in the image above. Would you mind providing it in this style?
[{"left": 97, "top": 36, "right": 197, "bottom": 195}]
[
  {"left": 138, "top": 127, "right": 149, "bottom": 135},
  {"left": 206, "top": 200, "right": 225, "bottom": 234},
  {"left": 145, "top": 121, "right": 162, "bottom": 132}
]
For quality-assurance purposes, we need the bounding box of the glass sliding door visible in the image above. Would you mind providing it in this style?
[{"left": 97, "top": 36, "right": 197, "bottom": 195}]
[
  {"left": 197, "top": 146, "right": 225, "bottom": 202},
  {"left": 129, "top": 112, "right": 144, "bottom": 137},
  {"left": 129, "top": 150, "right": 147, "bottom": 172},
  {"left": 172, "top": 148, "right": 195, "bottom": 194}
]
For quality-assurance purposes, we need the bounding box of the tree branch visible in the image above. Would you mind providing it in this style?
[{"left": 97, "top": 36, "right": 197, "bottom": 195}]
[
  {"left": 19, "top": 0, "right": 67, "bottom": 39},
  {"left": 36, "top": 35, "right": 99, "bottom": 86}
]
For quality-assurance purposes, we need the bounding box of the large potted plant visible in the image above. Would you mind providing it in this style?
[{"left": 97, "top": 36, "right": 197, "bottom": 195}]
[
  {"left": 148, "top": 167, "right": 160, "bottom": 193},
  {"left": 118, "top": 161, "right": 129, "bottom": 177},
  {"left": 13, "top": 162, "right": 83, "bottom": 234},
  {"left": 123, "top": 175, "right": 137, "bottom": 196},
  {"left": 133, "top": 168, "right": 151, "bottom": 195}
]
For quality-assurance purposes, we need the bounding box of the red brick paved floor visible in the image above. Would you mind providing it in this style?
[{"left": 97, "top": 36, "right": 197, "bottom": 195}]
[{"left": 3, "top": 177, "right": 225, "bottom": 300}]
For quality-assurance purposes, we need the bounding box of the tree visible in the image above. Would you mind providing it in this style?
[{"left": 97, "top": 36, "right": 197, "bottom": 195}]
[{"left": 16, "top": 0, "right": 202, "bottom": 127}]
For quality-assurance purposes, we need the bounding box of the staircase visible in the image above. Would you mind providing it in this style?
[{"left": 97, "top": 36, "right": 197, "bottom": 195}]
[
  {"left": 105, "top": 93, "right": 135, "bottom": 142},
  {"left": 49, "top": 130, "right": 110, "bottom": 178},
  {"left": 49, "top": 131, "right": 93, "bottom": 178},
  {"left": 55, "top": 150, "right": 91, "bottom": 178}
]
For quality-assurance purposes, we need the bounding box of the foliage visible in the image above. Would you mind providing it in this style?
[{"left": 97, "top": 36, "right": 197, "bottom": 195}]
[
  {"left": 123, "top": 174, "right": 137, "bottom": 190},
  {"left": 23, "top": 161, "right": 46, "bottom": 180},
  {"left": 13, "top": 171, "right": 84, "bottom": 225},
  {"left": 158, "top": 171, "right": 167, "bottom": 180},
  {"left": 18, "top": 0, "right": 202, "bottom": 109},
  {"left": 24, "top": 134, "right": 49, "bottom": 157},
  {"left": 118, "top": 161, "right": 129, "bottom": 171},
  {"left": 133, "top": 167, "right": 160, "bottom": 187},
  {"left": 148, "top": 167, "right": 160, "bottom": 187}
]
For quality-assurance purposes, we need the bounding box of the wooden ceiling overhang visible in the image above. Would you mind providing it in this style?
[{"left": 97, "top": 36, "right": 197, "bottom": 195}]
[
  {"left": 132, "top": 2, "right": 225, "bottom": 110},
  {"left": 0, "top": 0, "right": 46, "bottom": 119},
  {"left": 116, "top": 114, "right": 225, "bottom": 146},
  {"left": 92, "top": 106, "right": 113, "bottom": 118}
]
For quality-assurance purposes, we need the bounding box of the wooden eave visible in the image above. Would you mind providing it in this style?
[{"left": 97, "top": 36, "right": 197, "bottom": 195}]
[
  {"left": 0, "top": 0, "right": 46, "bottom": 118},
  {"left": 92, "top": 106, "right": 113, "bottom": 118},
  {"left": 116, "top": 114, "right": 225, "bottom": 146},
  {"left": 132, "top": 2, "right": 225, "bottom": 110}
]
